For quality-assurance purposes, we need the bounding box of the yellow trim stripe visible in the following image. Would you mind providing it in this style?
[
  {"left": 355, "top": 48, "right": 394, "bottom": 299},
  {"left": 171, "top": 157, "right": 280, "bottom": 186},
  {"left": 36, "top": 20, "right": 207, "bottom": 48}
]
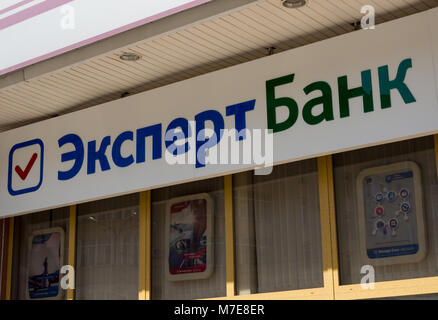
[
  {"left": 317, "top": 156, "right": 336, "bottom": 299},
  {"left": 325, "top": 155, "right": 340, "bottom": 291},
  {"left": 335, "top": 276, "right": 438, "bottom": 300},
  {"left": 139, "top": 191, "right": 151, "bottom": 300},
  {"left": 224, "top": 175, "right": 235, "bottom": 297},
  {"left": 326, "top": 155, "right": 340, "bottom": 291},
  {"left": 205, "top": 287, "right": 330, "bottom": 300}
]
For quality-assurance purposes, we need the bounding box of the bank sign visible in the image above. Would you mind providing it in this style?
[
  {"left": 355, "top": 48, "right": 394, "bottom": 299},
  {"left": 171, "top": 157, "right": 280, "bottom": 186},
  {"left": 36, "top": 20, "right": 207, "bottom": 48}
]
[
  {"left": 0, "top": 0, "right": 211, "bottom": 76},
  {"left": 2, "top": 8, "right": 438, "bottom": 217}
]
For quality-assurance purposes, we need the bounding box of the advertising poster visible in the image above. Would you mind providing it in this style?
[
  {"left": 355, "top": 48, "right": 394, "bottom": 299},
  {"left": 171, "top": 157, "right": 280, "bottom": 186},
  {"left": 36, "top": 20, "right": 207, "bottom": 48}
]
[
  {"left": 165, "top": 193, "right": 214, "bottom": 281},
  {"left": 357, "top": 161, "right": 427, "bottom": 266},
  {"left": 26, "top": 228, "right": 64, "bottom": 299}
]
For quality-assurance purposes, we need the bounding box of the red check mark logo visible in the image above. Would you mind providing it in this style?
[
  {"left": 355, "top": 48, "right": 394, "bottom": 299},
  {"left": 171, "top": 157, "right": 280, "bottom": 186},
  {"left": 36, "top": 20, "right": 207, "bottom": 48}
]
[{"left": 15, "top": 153, "right": 38, "bottom": 180}]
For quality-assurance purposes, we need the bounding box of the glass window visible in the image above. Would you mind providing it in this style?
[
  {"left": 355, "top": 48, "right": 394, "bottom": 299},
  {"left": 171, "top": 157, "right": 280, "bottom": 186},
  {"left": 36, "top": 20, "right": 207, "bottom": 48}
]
[
  {"left": 11, "top": 208, "right": 69, "bottom": 300},
  {"left": 75, "top": 193, "right": 139, "bottom": 300},
  {"left": 334, "top": 136, "right": 438, "bottom": 285},
  {"left": 233, "top": 159, "right": 324, "bottom": 295},
  {"left": 151, "top": 177, "right": 226, "bottom": 299}
]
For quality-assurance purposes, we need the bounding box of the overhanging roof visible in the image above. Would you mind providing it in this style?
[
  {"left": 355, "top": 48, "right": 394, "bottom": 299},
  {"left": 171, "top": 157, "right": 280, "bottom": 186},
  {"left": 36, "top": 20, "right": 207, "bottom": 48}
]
[{"left": 0, "top": 0, "right": 437, "bottom": 132}]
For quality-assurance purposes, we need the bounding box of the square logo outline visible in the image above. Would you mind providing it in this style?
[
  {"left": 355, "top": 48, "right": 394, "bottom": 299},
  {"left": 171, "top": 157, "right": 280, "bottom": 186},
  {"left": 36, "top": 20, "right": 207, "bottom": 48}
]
[{"left": 8, "top": 139, "right": 44, "bottom": 196}]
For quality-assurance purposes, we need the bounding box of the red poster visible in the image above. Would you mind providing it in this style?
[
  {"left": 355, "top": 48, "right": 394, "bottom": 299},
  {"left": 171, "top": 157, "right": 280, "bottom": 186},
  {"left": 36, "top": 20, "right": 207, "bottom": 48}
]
[{"left": 166, "top": 194, "right": 213, "bottom": 281}]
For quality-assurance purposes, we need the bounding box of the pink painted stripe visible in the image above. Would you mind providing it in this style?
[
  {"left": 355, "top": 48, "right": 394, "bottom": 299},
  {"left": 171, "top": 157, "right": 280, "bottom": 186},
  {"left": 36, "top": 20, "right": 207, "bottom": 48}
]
[
  {"left": 0, "top": 0, "right": 35, "bottom": 16},
  {"left": 0, "top": 0, "right": 210, "bottom": 77},
  {"left": 0, "top": 0, "right": 73, "bottom": 31}
]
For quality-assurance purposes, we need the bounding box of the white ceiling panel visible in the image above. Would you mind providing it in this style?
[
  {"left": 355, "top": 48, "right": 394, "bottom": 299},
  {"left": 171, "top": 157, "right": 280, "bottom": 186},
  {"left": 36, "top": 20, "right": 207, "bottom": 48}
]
[{"left": 1, "top": 0, "right": 437, "bottom": 132}]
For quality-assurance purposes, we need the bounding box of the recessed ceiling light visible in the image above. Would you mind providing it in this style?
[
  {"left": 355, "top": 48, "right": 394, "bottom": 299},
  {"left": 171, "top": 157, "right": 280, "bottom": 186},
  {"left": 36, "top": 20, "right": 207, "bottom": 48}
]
[
  {"left": 282, "top": 0, "right": 306, "bottom": 8},
  {"left": 120, "top": 53, "right": 140, "bottom": 61}
]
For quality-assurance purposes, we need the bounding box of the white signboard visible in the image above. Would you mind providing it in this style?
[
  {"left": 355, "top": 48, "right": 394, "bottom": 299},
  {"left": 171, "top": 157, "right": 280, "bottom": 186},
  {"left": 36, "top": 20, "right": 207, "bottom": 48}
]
[
  {"left": 1, "top": 8, "right": 438, "bottom": 217},
  {"left": 0, "top": 0, "right": 210, "bottom": 76}
]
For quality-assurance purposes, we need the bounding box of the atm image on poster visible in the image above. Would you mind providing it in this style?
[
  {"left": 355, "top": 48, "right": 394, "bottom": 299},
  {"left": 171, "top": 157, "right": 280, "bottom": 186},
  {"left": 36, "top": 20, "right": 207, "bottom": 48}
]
[
  {"left": 165, "top": 193, "right": 214, "bottom": 281},
  {"left": 357, "top": 161, "right": 427, "bottom": 266},
  {"left": 26, "top": 227, "right": 64, "bottom": 300}
]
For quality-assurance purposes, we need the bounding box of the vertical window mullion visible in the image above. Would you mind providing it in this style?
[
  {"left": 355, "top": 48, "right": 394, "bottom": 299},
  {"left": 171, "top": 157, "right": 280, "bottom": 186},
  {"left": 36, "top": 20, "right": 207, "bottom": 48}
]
[
  {"left": 225, "top": 175, "right": 235, "bottom": 297},
  {"left": 5, "top": 217, "right": 14, "bottom": 300},
  {"left": 139, "top": 191, "right": 151, "bottom": 300},
  {"left": 67, "top": 205, "right": 77, "bottom": 300},
  {"left": 317, "top": 156, "right": 339, "bottom": 300}
]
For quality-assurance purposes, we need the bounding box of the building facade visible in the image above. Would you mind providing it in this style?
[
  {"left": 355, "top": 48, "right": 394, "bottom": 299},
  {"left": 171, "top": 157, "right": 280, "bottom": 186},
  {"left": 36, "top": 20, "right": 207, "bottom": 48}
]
[{"left": 1, "top": 0, "right": 438, "bottom": 300}]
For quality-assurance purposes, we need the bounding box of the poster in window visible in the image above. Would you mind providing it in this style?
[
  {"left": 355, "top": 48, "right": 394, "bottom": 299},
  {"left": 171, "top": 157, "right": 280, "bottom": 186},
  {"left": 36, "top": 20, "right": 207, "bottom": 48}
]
[
  {"left": 357, "top": 161, "right": 427, "bottom": 265},
  {"left": 165, "top": 193, "right": 214, "bottom": 281},
  {"left": 26, "top": 227, "right": 64, "bottom": 300}
]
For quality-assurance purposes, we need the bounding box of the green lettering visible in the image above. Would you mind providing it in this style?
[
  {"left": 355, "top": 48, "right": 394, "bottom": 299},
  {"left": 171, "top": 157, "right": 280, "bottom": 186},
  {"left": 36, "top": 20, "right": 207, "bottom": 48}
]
[
  {"left": 302, "top": 81, "right": 334, "bottom": 125},
  {"left": 338, "top": 70, "right": 373, "bottom": 118},
  {"left": 378, "top": 58, "right": 416, "bottom": 109},
  {"left": 266, "top": 74, "right": 299, "bottom": 133}
]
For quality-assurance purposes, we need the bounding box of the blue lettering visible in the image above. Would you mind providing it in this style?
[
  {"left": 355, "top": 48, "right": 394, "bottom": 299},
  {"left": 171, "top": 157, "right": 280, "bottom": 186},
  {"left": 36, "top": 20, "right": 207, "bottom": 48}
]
[
  {"left": 225, "top": 99, "right": 256, "bottom": 140},
  {"left": 195, "top": 110, "right": 224, "bottom": 168},
  {"left": 165, "top": 118, "right": 190, "bottom": 156},
  {"left": 112, "top": 131, "right": 134, "bottom": 168},
  {"left": 58, "top": 134, "right": 84, "bottom": 181},
  {"left": 136, "top": 124, "right": 162, "bottom": 163},
  {"left": 87, "top": 136, "right": 111, "bottom": 174}
]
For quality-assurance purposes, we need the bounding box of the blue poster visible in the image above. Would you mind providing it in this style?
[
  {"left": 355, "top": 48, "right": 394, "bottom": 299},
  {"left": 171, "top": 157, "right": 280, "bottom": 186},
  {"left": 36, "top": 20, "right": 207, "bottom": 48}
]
[
  {"left": 28, "top": 229, "right": 63, "bottom": 299},
  {"left": 357, "top": 161, "right": 426, "bottom": 265}
]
